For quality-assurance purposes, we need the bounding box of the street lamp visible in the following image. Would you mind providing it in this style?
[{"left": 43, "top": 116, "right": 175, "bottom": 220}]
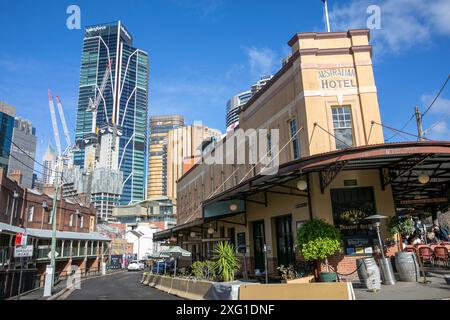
[{"left": 364, "top": 214, "right": 396, "bottom": 285}]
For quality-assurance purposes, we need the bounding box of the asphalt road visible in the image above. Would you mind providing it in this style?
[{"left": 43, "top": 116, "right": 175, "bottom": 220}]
[{"left": 65, "top": 271, "right": 183, "bottom": 300}]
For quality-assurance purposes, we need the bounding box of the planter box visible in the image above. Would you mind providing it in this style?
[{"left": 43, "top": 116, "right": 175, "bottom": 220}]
[
  {"left": 281, "top": 275, "right": 316, "bottom": 284},
  {"left": 147, "top": 274, "right": 214, "bottom": 300}
]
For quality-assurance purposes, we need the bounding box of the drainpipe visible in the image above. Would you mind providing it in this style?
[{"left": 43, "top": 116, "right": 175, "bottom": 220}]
[{"left": 307, "top": 173, "right": 313, "bottom": 220}]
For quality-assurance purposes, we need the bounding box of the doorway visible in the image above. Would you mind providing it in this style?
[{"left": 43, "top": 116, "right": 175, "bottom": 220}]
[
  {"left": 275, "top": 215, "right": 295, "bottom": 267},
  {"left": 252, "top": 220, "right": 265, "bottom": 272}
]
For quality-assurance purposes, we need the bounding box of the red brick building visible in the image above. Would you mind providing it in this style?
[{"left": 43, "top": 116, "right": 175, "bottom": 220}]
[{"left": 0, "top": 168, "right": 110, "bottom": 299}]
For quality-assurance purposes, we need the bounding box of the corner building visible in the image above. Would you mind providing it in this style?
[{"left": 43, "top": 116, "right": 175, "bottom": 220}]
[{"left": 155, "top": 29, "right": 450, "bottom": 280}]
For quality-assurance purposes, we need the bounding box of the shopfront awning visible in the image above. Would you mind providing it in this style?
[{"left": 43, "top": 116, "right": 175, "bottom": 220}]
[
  {"left": 26, "top": 229, "right": 110, "bottom": 241},
  {"left": 0, "top": 222, "right": 25, "bottom": 235},
  {"left": 203, "top": 141, "right": 450, "bottom": 210},
  {"left": 153, "top": 218, "right": 204, "bottom": 241}
]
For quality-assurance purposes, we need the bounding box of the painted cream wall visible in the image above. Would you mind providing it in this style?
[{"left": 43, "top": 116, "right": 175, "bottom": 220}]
[{"left": 308, "top": 169, "right": 396, "bottom": 239}]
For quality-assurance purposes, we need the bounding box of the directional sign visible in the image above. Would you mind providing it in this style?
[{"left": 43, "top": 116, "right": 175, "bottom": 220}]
[
  {"left": 14, "top": 245, "right": 34, "bottom": 258},
  {"left": 47, "top": 251, "right": 59, "bottom": 259}
]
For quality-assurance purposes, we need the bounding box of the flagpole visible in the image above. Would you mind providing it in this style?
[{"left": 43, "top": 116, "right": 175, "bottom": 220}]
[{"left": 323, "top": 0, "right": 331, "bottom": 32}]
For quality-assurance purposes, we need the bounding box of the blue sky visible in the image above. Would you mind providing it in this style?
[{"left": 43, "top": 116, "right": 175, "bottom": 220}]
[{"left": 0, "top": 0, "right": 449, "bottom": 174}]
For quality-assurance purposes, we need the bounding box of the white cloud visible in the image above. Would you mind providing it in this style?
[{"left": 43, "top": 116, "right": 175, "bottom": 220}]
[
  {"left": 329, "top": 0, "right": 450, "bottom": 55},
  {"left": 245, "top": 47, "right": 279, "bottom": 78},
  {"left": 421, "top": 95, "right": 450, "bottom": 116},
  {"left": 170, "top": 0, "right": 224, "bottom": 17},
  {"left": 429, "top": 122, "right": 447, "bottom": 136}
]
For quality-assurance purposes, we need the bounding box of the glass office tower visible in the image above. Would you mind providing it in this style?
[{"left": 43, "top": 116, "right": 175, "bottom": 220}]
[{"left": 74, "top": 21, "right": 149, "bottom": 205}]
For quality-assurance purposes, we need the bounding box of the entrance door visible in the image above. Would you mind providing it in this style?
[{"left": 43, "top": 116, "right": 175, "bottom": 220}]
[
  {"left": 275, "top": 215, "right": 295, "bottom": 266},
  {"left": 252, "top": 220, "right": 265, "bottom": 272}
]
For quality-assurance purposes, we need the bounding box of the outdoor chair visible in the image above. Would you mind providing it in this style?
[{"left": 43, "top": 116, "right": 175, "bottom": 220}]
[
  {"left": 433, "top": 246, "right": 449, "bottom": 268},
  {"left": 418, "top": 246, "right": 434, "bottom": 266},
  {"left": 404, "top": 246, "right": 417, "bottom": 254}
]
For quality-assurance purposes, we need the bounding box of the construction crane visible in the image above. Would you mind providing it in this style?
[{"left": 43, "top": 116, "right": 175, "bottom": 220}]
[
  {"left": 87, "top": 59, "right": 112, "bottom": 133},
  {"left": 55, "top": 96, "right": 72, "bottom": 148},
  {"left": 48, "top": 90, "right": 62, "bottom": 157}
]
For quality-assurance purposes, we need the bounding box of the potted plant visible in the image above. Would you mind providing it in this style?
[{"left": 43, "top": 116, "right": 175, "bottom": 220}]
[
  {"left": 277, "top": 263, "right": 315, "bottom": 284},
  {"left": 214, "top": 242, "right": 240, "bottom": 282},
  {"left": 296, "top": 219, "right": 342, "bottom": 282},
  {"left": 388, "top": 216, "right": 413, "bottom": 250}
]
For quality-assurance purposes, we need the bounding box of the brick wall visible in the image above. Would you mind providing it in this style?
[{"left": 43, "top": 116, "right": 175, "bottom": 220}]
[
  {"left": 320, "top": 244, "right": 400, "bottom": 282},
  {"left": 23, "top": 190, "right": 96, "bottom": 233}
]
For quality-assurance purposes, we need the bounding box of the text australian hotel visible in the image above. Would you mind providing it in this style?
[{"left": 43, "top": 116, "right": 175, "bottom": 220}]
[{"left": 154, "top": 29, "right": 450, "bottom": 278}]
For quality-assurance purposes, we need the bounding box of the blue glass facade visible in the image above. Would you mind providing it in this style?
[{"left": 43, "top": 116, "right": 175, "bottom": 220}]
[
  {"left": 0, "top": 111, "right": 14, "bottom": 172},
  {"left": 74, "top": 22, "right": 149, "bottom": 205}
]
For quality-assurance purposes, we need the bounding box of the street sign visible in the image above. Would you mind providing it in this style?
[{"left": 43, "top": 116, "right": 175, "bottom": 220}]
[
  {"left": 15, "top": 233, "right": 27, "bottom": 246},
  {"left": 14, "top": 245, "right": 33, "bottom": 258},
  {"left": 47, "top": 251, "right": 59, "bottom": 259}
]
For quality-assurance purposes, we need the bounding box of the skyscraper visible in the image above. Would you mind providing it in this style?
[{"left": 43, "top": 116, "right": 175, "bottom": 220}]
[
  {"left": 225, "top": 75, "right": 274, "bottom": 131},
  {"left": 8, "top": 117, "right": 37, "bottom": 188},
  {"left": 0, "top": 102, "right": 16, "bottom": 173},
  {"left": 42, "top": 143, "right": 56, "bottom": 185},
  {"left": 226, "top": 90, "right": 252, "bottom": 130},
  {"left": 73, "top": 21, "right": 149, "bottom": 205},
  {"left": 147, "top": 115, "right": 184, "bottom": 198},
  {"left": 166, "top": 124, "right": 222, "bottom": 204}
]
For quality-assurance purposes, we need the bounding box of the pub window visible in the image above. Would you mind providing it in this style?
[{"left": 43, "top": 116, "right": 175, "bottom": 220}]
[
  {"left": 331, "top": 106, "right": 354, "bottom": 149},
  {"left": 331, "top": 187, "right": 377, "bottom": 256},
  {"left": 289, "top": 119, "right": 300, "bottom": 159}
]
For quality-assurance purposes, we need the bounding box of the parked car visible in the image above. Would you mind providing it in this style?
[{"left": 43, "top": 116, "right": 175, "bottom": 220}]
[
  {"left": 128, "top": 260, "right": 145, "bottom": 271},
  {"left": 151, "top": 260, "right": 175, "bottom": 274}
]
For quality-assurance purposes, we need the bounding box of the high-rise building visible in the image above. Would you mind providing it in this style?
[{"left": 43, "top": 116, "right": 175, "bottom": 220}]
[
  {"left": 225, "top": 75, "right": 274, "bottom": 131},
  {"left": 226, "top": 90, "right": 252, "bottom": 130},
  {"left": 166, "top": 124, "right": 222, "bottom": 204},
  {"left": 0, "top": 102, "right": 16, "bottom": 172},
  {"left": 73, "top": 21, "right": 149, "bottom": 205},
  {"left": 251, "top": 75, "right": 274, "bottom": 95},
  {"left": 7, "top": 117, "right": 37, "bottom": 188},
  {"left": 147, "top": 115, "right": 184, "bottom": 198},
  {"left": 42, "top": 143, "right": 57, "bottom": 185}
]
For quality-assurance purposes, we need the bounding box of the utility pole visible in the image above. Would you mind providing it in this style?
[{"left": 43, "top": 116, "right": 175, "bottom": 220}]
[
  {"left": 50, "top": 160, "right": 61, "bottom": 287},
  {"left": 415, "top": 106, "right": 425, "bottom": 141}
]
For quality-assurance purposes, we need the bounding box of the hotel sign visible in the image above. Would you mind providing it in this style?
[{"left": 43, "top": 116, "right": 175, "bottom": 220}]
[{"left": 318, "top": 68, "right": 357, "bottom": 90}]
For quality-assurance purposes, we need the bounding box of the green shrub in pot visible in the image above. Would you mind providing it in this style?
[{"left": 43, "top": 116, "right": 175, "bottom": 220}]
[{"left": 296, "top": 219, "right": 342, "bottom": 282}]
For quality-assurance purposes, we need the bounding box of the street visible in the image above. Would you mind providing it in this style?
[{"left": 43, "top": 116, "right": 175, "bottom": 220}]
[{"left": 63, "top": 271, "right": 183, "bottom": 300}]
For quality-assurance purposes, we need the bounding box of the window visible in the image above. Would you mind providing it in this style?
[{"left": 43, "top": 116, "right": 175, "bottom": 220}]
[
  {"left": 28, "top": 206, "right": 34, "bottom": 222},
  {"left": 332, "top": 106, "right": 353, "bottom": 149},
  {"left": 48, "top": 209, "right": 53, "bottom": 224},
  {"left": 267, "top": 133, "right": 272, "bottom": 157},
  {"left": 69, "top": 214, "right": 74, "bottom": 227},
  {"left": 80, "top": 216, "right": 84, "bottom": 229},
  {"left": 289, "top": 119, "right": 300, "bottom": 159}
]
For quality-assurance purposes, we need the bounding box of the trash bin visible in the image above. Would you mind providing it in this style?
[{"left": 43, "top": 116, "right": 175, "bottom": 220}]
[{"left": 356, "top": 257, "right": 381, "bottom": 291}]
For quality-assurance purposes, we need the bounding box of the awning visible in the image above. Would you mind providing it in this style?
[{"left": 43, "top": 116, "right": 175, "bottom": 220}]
[
  {"left": 153, "top": 218, "right": 204, "bottom": 241},
  {"left": 203, "top": 141, "right": 450, "bottom": 209},
  {"left": 0, "top": 222, "right": 25, "bottom": 235},
  {"left": 26, "top": 229, "right": 110, "bottom": 241}
]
